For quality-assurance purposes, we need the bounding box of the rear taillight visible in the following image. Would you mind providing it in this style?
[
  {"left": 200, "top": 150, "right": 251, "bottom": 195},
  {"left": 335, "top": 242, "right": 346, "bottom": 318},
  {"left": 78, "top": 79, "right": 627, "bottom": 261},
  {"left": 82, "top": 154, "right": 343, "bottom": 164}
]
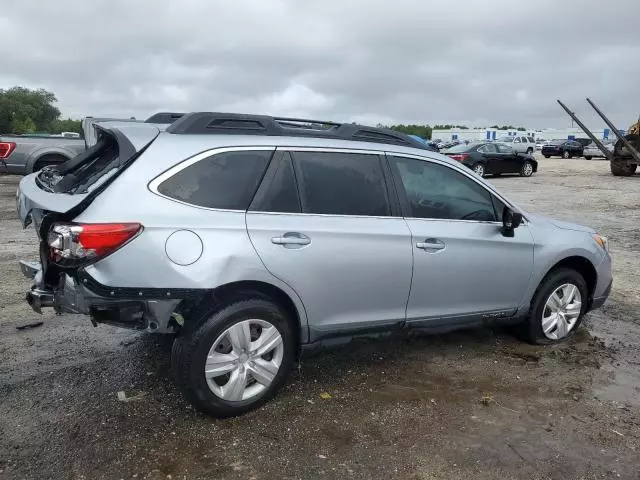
[
  {"left": 0, "top": 142, "right": 16, "bottom": 159},
  {"left": 48, "top": 222, "right": 142, "bottom": 263},
  {"left": 449, "top": 153, "right": 470, "bottom": 162}
]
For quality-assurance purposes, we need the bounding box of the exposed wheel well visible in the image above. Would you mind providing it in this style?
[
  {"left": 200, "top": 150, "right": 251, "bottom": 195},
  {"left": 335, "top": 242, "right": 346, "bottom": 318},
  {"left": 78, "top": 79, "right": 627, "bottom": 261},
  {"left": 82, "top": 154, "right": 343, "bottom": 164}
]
[
  {"left": 187, "top": 281, "right": 302, "bottom": 341},
  {"left": 546, "top": 256, "right": 597, "bottom": 299},
  {"left": 33, "top": 154, "right": 69, "bottom": 172}
]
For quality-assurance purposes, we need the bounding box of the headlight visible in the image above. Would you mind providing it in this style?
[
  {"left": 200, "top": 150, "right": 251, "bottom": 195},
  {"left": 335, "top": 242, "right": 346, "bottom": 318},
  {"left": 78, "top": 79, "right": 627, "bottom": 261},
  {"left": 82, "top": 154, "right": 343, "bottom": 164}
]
[{"left": 592, "top": 233, "right": 609, "bottom": 252}]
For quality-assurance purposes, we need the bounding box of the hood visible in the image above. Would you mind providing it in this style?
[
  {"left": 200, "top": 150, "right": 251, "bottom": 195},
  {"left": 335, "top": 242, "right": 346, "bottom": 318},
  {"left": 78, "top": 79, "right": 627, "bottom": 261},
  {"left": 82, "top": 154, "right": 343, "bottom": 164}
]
[{"left": 526, "top": 213, "right": 595, "bottom": 233}]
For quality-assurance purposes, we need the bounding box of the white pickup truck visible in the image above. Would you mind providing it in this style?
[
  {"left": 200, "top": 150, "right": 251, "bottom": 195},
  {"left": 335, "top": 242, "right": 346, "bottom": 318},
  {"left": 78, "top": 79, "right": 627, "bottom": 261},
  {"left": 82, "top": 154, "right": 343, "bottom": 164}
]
[{"left": 496, "top": 135, "right": 536, "bottom": 155}]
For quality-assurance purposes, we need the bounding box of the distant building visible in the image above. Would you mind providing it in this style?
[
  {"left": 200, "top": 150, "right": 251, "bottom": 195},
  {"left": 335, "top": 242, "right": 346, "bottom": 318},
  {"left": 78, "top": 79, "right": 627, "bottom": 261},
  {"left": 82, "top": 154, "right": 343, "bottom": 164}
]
[{"left": 431, "top": 126, "right": 623, "bottom": 142}]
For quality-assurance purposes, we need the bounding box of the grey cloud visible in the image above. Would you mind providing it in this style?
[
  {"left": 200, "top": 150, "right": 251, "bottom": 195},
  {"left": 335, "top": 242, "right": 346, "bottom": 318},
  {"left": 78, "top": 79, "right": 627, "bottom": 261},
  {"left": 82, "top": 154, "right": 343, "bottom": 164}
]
[{"left": 1, "top": 0, "right": 639, "bottom": 129}]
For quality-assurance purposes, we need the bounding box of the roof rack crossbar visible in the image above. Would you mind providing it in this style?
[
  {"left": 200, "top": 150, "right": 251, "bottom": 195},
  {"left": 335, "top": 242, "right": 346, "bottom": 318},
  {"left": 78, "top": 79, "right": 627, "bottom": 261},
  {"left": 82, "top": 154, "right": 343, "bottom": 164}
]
[{"left": 165, "top": 112, "right": 434, "bottom": 151}]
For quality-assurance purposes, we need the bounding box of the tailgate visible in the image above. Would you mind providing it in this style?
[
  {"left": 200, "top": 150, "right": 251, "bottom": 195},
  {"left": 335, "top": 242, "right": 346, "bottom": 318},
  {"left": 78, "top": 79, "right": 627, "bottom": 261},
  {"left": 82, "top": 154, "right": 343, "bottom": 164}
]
[{"left": 17, "top": 123, "right": 160, "bottom": 231}]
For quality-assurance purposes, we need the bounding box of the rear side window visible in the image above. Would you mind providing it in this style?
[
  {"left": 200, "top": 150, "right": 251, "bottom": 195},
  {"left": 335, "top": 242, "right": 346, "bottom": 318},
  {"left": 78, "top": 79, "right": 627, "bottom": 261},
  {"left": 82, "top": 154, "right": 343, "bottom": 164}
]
[
  {"left": 157, "top": 150, "right": 271, "bottom": 209},
  {"left": 292, "top": 151, "right": 391, "bottom": 216},
  {"left": 251, "top": 153, "right": 301, "bottom": 213}
]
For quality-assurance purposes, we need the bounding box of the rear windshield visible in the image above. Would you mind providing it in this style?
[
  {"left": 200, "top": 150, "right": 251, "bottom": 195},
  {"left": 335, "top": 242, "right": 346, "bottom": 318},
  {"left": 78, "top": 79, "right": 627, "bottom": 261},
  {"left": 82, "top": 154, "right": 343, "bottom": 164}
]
[
  {"left": 443, "top": 144, "right": 474, "bottom": 153},
  {"left": 37, "top": 136, "right": 120, "bottom": 194}
]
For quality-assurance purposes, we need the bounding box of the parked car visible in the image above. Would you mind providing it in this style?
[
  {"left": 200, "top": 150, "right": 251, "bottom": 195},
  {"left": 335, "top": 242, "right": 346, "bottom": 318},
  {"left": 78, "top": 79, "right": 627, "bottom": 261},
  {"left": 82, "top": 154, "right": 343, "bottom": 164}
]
[
  {"left": 442, "top": 142, "right": 537, "bottom": 177},
  {"left": 496, "top": 135, "right": 536, "bottom": 155},
  {"left": 0, "top": 134, "right": 86, "bottom": 174},
  {"left": 535, "top": 139, "right": 549, "bottom": 150},
  {"left": 17, "top": 113, "right": 612, "bottom": 417},
  {"left": 0, "top": 113, "right": 184, "bottom": 176},
  {"left": 583, "top": 141, "right": 614, "bottom": 160},
  {"left": 541, "top": 140, "right": 584, "bottom": 158}
]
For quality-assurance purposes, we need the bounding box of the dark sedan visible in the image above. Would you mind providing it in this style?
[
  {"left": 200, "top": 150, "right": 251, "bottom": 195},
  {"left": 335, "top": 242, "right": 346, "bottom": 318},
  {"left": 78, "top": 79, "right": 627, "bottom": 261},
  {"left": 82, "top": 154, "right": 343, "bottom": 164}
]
[
  {"left": 541, "top": 140, "right": 584, "bottom": 159},
  {"left": 442, "top": 142, "right": 538, "bottom": 177}
]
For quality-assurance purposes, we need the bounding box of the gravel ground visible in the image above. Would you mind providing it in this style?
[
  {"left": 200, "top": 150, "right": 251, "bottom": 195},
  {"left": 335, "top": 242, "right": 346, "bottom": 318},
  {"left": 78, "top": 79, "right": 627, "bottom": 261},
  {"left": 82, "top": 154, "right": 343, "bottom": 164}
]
[{"left": 0, "top": 157, "right": 639, "bottom": 480}]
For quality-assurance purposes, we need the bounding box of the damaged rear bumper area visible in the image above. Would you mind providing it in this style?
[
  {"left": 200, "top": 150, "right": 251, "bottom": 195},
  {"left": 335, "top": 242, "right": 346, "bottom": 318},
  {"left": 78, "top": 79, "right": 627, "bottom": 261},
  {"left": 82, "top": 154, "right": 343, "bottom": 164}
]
[{"left": 20, "top": 260, "right": 185, "bottom": 333}]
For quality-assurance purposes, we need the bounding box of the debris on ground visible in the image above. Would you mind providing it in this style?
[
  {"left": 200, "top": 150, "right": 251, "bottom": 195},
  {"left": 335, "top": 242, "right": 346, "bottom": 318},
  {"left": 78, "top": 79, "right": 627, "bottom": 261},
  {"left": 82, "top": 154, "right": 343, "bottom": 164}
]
[
  {"left": 480, "top": 393, "right": 494, "bottom": 406},
  {"left": 116, "top": 391, "right": 147, "bottom": 403},
  {"left": 15, "top": 321, "right": 43, "bottom": 331},
  {"left": 319, "top": 392, "right": 332, "bottom": 400}
]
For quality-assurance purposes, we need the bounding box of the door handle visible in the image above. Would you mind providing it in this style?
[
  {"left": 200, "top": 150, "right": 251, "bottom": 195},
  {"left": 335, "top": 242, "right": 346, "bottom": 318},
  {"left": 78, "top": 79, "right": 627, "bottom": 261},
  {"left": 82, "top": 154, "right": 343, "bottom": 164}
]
[
  {"left": 271, "top": 233, "right": 311, "bottom": 246},
  {"left": 416, "top": 238, "right": 445, "bottom": 251}
]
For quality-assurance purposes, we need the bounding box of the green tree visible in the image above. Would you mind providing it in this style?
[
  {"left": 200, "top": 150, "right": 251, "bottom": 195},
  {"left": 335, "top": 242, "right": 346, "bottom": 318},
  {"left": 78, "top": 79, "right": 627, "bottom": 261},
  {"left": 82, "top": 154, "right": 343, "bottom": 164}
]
[
  {"left": 51, "top": 118, "right": 83, "bottom": 135},
  {"left": 0, "top": 86, "right": 61, "bottom": 134},
  {"left": 388, "top": 124, "right": 433, "bottom": 140}
]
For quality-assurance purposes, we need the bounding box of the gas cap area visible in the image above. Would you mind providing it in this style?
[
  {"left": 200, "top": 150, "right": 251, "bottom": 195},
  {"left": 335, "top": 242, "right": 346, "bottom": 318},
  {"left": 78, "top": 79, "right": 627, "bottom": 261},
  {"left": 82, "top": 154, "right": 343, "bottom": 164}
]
[{"left": 165, "top": 230, "right": 203, "bottom": 266}]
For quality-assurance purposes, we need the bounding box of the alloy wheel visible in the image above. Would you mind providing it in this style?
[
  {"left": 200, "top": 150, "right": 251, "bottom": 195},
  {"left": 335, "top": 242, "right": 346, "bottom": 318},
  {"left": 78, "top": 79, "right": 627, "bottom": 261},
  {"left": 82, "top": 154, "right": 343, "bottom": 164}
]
[
  {"left": 473, "top": 164, "right": 485, "bottom": 176},
  {"left": 523, "top": 162, "right": 533, "bottom": 176},
  {"left": 541, "top": 283, "right": 582, "bottom": 340},
  {"left": 204, "top": 319, "right": 284, "bottom": 401}
]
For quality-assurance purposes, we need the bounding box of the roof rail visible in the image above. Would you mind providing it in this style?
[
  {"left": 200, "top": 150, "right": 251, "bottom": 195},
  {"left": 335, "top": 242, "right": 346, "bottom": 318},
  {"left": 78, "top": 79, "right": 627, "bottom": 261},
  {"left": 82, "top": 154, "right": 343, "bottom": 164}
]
[
  {"left": 145, "top": 112, "right": 185, "bottom": 124},
  {"left": 164, "top": 112, "right": 435, "bottom": 151}
]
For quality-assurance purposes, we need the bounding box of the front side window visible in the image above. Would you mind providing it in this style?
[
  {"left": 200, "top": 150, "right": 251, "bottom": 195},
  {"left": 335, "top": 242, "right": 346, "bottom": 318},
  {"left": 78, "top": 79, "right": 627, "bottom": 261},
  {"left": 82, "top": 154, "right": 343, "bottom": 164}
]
[
  {"left": 513, "top": 137, "right": 521, "bottom": 143},
  {"left": 477, "top": 143, "right": 497, "bottom": 153},
  {"left": 157, "top": 150, "right": 271, "bottom": 209},
  {"left": 292, "top": 151, "right": 390, "bottom": 216},
  {"left": 392, "top": 156, "right": 497, "bottom": 222}
]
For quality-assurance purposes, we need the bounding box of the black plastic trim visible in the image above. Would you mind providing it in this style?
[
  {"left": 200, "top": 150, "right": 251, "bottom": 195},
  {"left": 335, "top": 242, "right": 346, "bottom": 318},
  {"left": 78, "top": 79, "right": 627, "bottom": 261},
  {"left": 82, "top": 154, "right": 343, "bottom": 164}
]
[
  {"left": 165, "top": 112, "right": 435, "bottom": 151},
  {"left": 77, "top": 269, "right": 207, "bottom": 300},
  {"left": 145, "top": 112, "right": 185, "bottom": 124}
]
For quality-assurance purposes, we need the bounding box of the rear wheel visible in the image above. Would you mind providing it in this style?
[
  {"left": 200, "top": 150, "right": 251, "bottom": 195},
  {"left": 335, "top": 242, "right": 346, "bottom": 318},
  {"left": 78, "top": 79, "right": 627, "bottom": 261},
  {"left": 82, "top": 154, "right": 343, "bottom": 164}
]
[
  {"left": 543, "top": 155, "right": 550, "bottom": 159},
  {"left": 33, "top": 154, "right": 68, "bottom": 172},
  {"left": 171, "top": 298, "right": 296, "bottom": 417},
  {"left": 584, "top": 156, "right": 592, "bottom": 160},
  {"left": 521, "top": 268, "right": 587, "bottom": 345},
  {"left": 520, "top": 160, "right": 534, "bottom": 177},
  {"left": 610, "top": 161, "right": 637, "bottom": 176},
  {"left": 472, "top": 163, "right": 485, "bottom": 176},
  {"left": 562, "top": 150, "right": 571, "bottom": 159},
  {"left": 526, "top": 147, "right": 534, "bottom": 154}
]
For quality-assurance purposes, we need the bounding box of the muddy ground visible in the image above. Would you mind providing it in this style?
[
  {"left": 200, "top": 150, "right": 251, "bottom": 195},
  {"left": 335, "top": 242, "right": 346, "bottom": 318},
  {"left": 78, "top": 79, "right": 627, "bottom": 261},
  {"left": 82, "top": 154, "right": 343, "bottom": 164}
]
[{"left": 0, "top": 157, "right": 639, "bottom": 480}]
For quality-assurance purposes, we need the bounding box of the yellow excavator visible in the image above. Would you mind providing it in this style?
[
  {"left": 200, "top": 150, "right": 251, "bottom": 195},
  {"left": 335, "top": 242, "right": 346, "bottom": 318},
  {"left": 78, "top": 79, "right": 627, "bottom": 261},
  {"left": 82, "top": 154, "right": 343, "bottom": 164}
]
[{"left": 558, "top": 98, "right": 640, "bottom": 176}]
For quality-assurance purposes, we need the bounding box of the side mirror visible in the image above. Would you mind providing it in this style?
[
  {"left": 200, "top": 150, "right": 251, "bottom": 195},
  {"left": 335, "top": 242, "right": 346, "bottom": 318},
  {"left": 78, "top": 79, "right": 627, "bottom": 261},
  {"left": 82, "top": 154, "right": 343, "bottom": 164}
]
[{"left": 502, "top": 206, "right": 523, "bottom": 237}]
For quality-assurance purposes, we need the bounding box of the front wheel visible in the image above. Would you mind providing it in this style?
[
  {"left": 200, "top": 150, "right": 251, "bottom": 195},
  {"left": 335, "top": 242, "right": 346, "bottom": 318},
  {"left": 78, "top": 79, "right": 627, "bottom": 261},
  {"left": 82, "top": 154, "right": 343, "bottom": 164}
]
[
  {"left": 171, "top": 298, "right": 296, "bottom": 417},
  {"left": 521, "top": 268, "right": 587, "bottom": 345},
  {"left": 543, "top": 155, "right": 550, "bottom": 158},
  {"left": 584, "top": 156, "right": 592, "bottom": 160},
  {"left": 610, "top": 161, "right": 637, "bottom": 176},
  {"left": 472, "top": 163, "right": 485, "bottom": 176},
  {"left": 520, "top": 160, "right": 534, "bottom": 177}
]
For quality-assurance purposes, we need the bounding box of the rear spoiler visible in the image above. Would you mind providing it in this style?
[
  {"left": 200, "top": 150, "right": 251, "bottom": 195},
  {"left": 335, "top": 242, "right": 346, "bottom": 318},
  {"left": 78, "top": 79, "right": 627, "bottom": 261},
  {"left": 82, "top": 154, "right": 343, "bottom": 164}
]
[{"left": 82, "top": 112, "right": 184, "bottom": 148}]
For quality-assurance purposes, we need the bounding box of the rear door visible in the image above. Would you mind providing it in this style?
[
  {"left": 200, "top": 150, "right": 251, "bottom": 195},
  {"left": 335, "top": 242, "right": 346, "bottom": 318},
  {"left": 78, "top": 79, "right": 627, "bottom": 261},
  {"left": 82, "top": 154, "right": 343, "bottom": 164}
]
[
  {"left": 246, "top": 148, "right": 413, "bottom": 341},
  {"left": 387, "top": 153, "right": 534, "bottom": 326},
  {"left": 495, "top": 143, "right": 522, "bottom": 173},
  {"left": 477, "top": 143, "right": 501, "bottom": 173}
]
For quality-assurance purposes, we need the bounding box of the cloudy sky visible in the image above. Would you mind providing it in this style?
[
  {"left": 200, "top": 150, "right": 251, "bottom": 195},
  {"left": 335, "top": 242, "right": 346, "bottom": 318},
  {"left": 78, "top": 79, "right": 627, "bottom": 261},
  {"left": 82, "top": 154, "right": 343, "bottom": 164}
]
[{"left": 2, "top": 0, "right": 639, "bottom": 129}]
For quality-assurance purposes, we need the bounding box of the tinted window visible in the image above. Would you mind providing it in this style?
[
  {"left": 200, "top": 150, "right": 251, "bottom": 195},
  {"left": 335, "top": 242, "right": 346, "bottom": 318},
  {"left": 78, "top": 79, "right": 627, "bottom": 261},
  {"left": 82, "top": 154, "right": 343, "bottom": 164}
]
[
  {"left": 527, "top": 137, "right": 535, "bottom": 143},
  {"left": 496, "top": 143, "right": 514, "bottom": 154},
  {"left": 293, "top": 151, "right": 390, "bottom": 216},
  {"left": 253, "top": 154, "right": 300, "bottom": 213},
  {"left": 157, "top": 150, "right": 271, "bottom": 209},
  {"left": 392, "top": 156, "right": 497, "bottom": 222},
  {"left": 477, "top": 144, "right": 497, "bottom": 153},
  {"left": 444, "top": 144, "right": 474, "bottom": 153}
]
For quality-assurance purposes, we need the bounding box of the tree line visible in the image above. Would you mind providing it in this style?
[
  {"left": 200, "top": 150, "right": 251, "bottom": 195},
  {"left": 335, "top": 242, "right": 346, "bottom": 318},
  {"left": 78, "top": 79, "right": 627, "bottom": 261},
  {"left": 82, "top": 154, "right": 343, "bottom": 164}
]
[{"left": 0, "top": 87, "right": 82, "bottom": 136}]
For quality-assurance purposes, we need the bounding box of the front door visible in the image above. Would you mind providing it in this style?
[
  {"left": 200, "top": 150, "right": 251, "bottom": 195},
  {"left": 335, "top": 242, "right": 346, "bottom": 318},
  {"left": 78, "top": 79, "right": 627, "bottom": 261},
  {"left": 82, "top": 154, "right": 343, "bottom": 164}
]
[
  {"left": 495, "top": 143, "right": 522, "bottom": 173},
  {"left": 246, "top": 149, "right": 413, "bottom": 341},
  {"left": 388, "top": 154, "right": 534, "bottom": 326}
]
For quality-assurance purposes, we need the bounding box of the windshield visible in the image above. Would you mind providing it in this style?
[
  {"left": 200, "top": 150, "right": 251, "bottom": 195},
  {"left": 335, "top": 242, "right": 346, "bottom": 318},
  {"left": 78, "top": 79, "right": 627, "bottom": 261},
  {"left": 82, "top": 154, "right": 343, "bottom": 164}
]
[{"left": 497, "top": 136, "right": 513, "bottom": 142}]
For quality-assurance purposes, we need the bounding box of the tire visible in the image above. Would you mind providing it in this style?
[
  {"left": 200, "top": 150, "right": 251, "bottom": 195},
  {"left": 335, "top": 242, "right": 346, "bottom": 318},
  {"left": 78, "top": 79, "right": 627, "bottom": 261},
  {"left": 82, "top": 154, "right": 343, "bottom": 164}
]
[
  {"left": 520, "top": 160, "right": 534, "bottom": 177},
  {"left": 543, "top": 155, "right": 550, "bottom": 159},
  {"left": 562, "top": 150, "right": 571, "bottom": 159},
  {"left": 610, "top": 161, "right": 637, "bottom": 176},
  {"left": 526, "top": 147, "right": 533, "bottom": 154},
  {"left": 472, "top": 163, "right": 485, "bottom": 176},
  {"left": 33, "top": 154, "right": 68, "bottom": 172},
  {"left": 171, "top": 298, "right": 296, "bottom": 417},
  {"left": 521, "top": 268, "right": 588, "bottom": 345},
  {"left": 584, "top": 156, "right": 592, "bottom": 160}
]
